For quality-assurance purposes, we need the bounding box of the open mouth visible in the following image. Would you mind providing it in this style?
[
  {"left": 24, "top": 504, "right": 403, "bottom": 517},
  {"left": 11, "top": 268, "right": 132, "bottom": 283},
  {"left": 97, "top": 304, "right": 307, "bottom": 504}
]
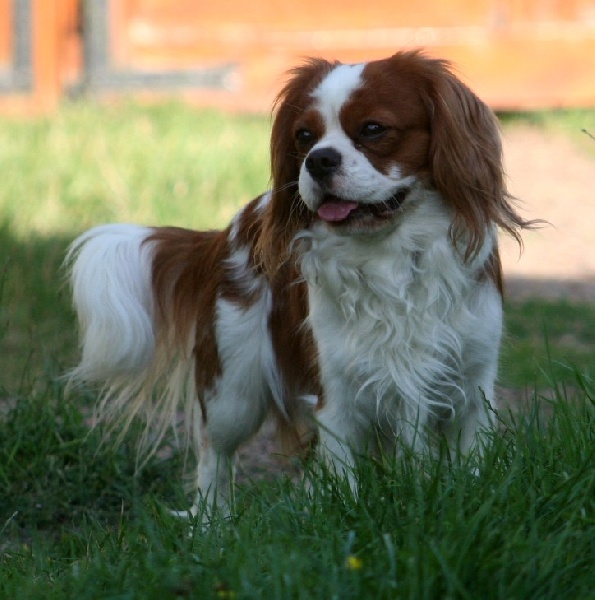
[{"left": 316, "top": 188, "right": 411, "bottom": 224}]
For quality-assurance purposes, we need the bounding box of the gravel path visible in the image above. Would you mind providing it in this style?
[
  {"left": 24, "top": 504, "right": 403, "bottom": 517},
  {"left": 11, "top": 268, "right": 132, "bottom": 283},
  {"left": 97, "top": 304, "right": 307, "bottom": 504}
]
[{"left": 500, "top": 125, "right": 595, "bottom": 301}]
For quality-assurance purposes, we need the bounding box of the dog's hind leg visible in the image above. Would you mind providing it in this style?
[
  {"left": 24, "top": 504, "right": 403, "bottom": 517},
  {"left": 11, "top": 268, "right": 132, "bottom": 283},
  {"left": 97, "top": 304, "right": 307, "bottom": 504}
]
[
  {"left": 182, "top": 296, "right": 275, "bottom": 520},
  {"left": 181, "top": 380, "right": 270, "bottom": 522}
]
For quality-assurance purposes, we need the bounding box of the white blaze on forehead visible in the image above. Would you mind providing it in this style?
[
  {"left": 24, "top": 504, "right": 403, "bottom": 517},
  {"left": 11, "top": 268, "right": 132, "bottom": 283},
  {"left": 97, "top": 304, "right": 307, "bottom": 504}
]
[
  {"left": 311, "top": 63, "right": 365, "bottom": 127},
  {"left": 299, "top": 60, "right": 409, "bottom": 211}
]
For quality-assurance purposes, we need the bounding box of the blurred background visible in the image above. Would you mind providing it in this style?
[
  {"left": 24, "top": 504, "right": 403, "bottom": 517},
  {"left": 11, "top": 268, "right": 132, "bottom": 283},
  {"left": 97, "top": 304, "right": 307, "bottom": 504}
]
[
  {"left": 1, "top": 0, "right": 594, "bottom": 113},
  {"left": 0, "top": 0, "right": 593, "bottom": 390}
]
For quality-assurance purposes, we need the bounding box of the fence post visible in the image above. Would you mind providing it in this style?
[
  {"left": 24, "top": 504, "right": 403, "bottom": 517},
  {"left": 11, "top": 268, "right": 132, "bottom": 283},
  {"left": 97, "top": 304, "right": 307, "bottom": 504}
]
[{"left": 31, "top": 0, "right": 60, "bottom": 110}]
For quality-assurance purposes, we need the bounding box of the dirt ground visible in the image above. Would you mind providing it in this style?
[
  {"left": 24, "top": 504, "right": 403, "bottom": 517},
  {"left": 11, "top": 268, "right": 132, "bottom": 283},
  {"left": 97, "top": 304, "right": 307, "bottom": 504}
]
[{"left": 500, "top": 125, "right": 595, "bottom": 301}]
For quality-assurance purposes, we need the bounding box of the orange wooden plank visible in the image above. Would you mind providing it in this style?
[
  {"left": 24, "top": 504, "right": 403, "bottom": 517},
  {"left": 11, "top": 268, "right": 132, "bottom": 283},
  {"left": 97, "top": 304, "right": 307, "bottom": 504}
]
[
  {"left": 0, "top": 0, "right": 61, "bottom": 114},
  {"left": 106, "top": 0, "right": 595, "bottom": 110},
  {"left": 31, "top": 0, "right": 60, "bottom": 110},
  {"left": 125, "top": 0, "right": 493, "bottom": 30},
  {"left": 2, "top": 0, "right": 595, "bottom": 113},
  {"left": 56, "top": 0, "right": 83, "bottom": 89},
  {"left": 0, "top": 0, "right": 11, "bottom": 69}
]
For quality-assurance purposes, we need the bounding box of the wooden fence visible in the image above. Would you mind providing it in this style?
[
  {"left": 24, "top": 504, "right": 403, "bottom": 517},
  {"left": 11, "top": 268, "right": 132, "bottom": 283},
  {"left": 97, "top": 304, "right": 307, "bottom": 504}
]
[{"left": 1, "top": 0, "right": 594, "bottom": 113}]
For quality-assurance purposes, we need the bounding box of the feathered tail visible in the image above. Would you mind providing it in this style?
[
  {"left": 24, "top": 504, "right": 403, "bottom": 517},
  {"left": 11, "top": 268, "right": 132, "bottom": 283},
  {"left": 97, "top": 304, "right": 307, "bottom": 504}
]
[{"left": 65, "top": 224, "right": 199, "bottom": 461}]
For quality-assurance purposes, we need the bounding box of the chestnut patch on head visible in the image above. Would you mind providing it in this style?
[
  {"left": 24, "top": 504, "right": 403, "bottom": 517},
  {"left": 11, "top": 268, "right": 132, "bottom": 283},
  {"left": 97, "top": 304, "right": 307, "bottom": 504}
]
[{"left": 338, "top": 61, "right": 432, "bottom": 178}]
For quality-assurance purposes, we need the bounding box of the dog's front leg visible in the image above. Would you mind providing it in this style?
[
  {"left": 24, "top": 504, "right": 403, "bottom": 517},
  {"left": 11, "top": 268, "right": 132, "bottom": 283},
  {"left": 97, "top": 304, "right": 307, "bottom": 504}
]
[{"left": 315, "top": 391, "right": 364, "bottom": 497}]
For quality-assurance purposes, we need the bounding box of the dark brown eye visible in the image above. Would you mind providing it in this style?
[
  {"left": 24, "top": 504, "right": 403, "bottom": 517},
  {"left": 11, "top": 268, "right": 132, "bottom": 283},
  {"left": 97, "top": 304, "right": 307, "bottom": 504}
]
[
  {"left": 359, "top": 122, "right": 387, "bottom": 140},
  {"left": 295, "top": 128, "right": 315, "bottom": 147}
]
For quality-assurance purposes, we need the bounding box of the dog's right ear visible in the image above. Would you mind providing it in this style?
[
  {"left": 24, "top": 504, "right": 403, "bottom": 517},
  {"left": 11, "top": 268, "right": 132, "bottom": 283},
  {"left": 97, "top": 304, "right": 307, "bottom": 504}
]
[
  {"left": 404, "top": 51, "right": 532, "bottom": 260},
  {"left": 256, "top": 59, "right": 336, "bottom": 275}
]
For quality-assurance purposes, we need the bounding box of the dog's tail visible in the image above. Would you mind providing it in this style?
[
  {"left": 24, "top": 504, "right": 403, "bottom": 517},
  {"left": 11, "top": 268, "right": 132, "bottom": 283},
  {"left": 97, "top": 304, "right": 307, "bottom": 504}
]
[
  {"left": 65, "top": 224, "right": 199, "bottom": 460},
  {"left": 67, "top": 224, "right": 157, "bottom": 382}
]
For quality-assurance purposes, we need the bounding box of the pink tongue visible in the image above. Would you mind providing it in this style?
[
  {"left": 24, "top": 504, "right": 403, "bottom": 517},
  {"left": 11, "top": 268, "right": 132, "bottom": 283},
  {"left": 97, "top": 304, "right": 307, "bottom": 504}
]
[{"left": 317, "top": 201, "right": 359, "bottom": 222}]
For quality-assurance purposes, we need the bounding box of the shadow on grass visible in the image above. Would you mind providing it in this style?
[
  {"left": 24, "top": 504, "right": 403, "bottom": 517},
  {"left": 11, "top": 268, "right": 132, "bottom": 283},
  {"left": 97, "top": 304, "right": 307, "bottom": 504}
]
[
  {"left": 0, "top": 223, "right": 188, "bottom": 545},
  {"left": 0, "top": 224, "right": 78, "bottom": 394},
  {"left": 501, "top": 280, "right": 595, "bottom": 389}
]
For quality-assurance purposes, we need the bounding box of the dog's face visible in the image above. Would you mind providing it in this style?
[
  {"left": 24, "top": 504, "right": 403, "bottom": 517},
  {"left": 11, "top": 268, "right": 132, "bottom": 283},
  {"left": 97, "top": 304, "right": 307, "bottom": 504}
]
[
  {"left": 257, "top": 51, "right": 521, "bottom": 273},
  {"left": 294, "top": 61, "right": 429, "bottom": 233}
]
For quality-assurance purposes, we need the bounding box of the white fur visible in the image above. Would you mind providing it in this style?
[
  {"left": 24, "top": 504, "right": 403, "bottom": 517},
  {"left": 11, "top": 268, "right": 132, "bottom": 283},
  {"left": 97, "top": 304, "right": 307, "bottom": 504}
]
[
  {"left": 298, "top": 190, "right": 500, "bottom": 488},
  {"left": 311, "top": 63, "right": 365, "bottom": 125},
  {"left": 66, "top": 223, "right": 199, "bottom": 459},
  {"left": 196, "top": 291, "right": 282, "bottom": 509},
  {"left": 66, "top": 224, "right": 156, "bottom": 381},
  {"left": 224, "top": 245, "right": 264, "bottom": 297}
]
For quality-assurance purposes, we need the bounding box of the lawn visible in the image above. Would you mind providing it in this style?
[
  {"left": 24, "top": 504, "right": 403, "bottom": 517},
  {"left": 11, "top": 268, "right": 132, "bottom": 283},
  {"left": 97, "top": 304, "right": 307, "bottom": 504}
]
[{"left": 0, "top": 103, "right": 593, "bottom": 599}]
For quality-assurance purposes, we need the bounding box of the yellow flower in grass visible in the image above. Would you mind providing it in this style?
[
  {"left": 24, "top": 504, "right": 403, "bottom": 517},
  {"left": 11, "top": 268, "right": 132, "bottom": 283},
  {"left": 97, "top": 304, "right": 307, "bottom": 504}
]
[
  {"left": 346, "top": 555, "right": 364, "bottom": 571},
  {"left": 214, "top": 582, "right": 236, "bottom": 599}
]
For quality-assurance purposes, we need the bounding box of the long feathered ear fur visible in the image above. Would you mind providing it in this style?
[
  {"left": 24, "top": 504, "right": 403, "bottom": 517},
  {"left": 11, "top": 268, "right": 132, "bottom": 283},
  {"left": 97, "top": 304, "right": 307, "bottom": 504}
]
[
  {"left": 415, "top": 53, "right": 533, "bottom": 259},
  {"left": 256, "top": 58, "right": 337, "bottom": 275},
  {"left": 257, "top": 51, "right": 535, "bottom": 271}
]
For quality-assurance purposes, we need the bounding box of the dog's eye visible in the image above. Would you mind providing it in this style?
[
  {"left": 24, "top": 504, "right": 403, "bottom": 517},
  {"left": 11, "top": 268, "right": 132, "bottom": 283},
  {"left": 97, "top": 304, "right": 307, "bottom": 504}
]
[
  {"left": 359, "top": 122, "right": 387, "bottom": 140},
  {"left": 295, "top": 128, "right": 315, "bottom": 147}
]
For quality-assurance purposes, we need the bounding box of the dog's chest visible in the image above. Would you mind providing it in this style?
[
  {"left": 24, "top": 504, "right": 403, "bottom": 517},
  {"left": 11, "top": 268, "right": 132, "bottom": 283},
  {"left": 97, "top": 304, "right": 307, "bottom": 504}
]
[
  {"left": 306, "top": 245, "right": 437, "bottom": 362},
  {"left": 297, "top": 226, "right": 480, "bottom": 415},
  {"left": 306, "top": 252, "right": 421, "bottom": 371}
]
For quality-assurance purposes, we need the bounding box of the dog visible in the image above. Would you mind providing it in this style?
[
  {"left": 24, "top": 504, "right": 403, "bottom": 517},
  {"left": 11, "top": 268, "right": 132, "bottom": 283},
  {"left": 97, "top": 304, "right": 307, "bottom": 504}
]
[{"left": 66, "top": 50, "right": 529, "bottom": 516}]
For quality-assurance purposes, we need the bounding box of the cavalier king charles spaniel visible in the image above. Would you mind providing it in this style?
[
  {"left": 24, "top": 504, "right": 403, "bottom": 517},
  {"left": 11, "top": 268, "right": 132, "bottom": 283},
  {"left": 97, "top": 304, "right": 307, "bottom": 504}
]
[{"left": 67, "top": 51, "right": 529, "bottom": 516}]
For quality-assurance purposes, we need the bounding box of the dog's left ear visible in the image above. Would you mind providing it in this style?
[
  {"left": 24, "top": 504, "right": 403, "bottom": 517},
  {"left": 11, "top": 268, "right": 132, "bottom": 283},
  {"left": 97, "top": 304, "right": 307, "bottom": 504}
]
[
  {"left": 256, "top": 59, "right": 335, "bottom": 275},
  {"left": 422, "top": 59, "right": 527, "bottom": 259}
]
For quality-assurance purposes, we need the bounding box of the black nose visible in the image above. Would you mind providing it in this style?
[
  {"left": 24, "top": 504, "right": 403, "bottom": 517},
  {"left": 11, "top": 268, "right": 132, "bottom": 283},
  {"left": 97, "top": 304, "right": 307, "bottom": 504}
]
[{"left": 305, "top": 147, "right": 342, "bottom": 181}]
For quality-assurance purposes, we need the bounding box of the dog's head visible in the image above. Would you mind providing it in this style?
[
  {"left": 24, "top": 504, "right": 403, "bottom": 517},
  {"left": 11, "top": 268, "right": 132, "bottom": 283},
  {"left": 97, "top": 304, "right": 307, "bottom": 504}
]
[{"left": 258, "top": 50, "right": 525, "bottom": 273}]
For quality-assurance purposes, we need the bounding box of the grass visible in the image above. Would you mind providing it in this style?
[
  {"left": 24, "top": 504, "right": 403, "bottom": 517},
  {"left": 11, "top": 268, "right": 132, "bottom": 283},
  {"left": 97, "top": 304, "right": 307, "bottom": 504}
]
[
  {"left": 0, "top": 103, "right": 594, "bottom": 598},
  {"left": 1, "top": 376, "right": 593, "bottom": 599},
  {"left": 0, "top": 101, "right": 269, "bottom": 390},
  {"left": 0, "top": 101, "right": 270, "bottom": 237},
  {"left": 502, "top": 300, "right": 595, "bottom": 388}
]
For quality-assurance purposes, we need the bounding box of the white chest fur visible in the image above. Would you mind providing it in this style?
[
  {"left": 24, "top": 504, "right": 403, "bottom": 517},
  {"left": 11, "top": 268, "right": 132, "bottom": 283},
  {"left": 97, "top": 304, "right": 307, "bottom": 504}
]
[{"left": 297, "top": 193, "right": 502, "bottom": 458}]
